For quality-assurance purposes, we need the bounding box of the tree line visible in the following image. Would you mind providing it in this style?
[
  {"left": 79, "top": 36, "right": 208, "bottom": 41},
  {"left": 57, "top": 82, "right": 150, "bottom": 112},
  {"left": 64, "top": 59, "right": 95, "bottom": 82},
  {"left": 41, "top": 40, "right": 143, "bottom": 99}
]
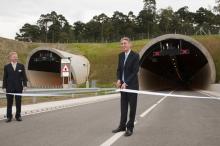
[{"left": 15, "top": 0, "right": 220, "bottom": 43}]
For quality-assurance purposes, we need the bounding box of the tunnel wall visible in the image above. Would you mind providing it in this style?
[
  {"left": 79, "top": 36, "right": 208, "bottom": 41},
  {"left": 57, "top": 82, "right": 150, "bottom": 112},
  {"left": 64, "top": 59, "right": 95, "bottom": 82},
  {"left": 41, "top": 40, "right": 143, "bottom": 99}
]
[
  {"left": 26, "top": 47, "right": 90, "bottom": 87},
  {"left": 139, "top": 34, "right": 216, "bottom": 90}
]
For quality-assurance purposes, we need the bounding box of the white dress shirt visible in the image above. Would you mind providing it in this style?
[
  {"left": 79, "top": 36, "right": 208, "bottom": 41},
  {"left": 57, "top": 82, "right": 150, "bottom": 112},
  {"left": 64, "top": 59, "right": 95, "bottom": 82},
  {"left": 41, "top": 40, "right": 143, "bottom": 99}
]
[{"left": 11, "top": 62, "right": 17, "bottom": 71}]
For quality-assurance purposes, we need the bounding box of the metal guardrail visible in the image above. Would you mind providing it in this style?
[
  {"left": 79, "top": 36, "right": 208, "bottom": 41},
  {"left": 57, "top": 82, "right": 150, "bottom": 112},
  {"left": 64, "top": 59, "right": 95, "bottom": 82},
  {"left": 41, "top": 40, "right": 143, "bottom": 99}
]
[
  {"left": 0, "top": 88, "right": 117, "bottom": 99},
  {"left": 25, "top": 88, "right": 116, "bottom": 93}
]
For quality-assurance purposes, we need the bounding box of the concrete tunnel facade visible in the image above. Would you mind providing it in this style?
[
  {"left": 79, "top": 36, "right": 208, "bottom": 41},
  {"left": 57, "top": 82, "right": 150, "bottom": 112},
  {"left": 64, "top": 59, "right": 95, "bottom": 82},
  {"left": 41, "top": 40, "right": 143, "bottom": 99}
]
[
  {"left": 139, "top": 34, "right": 216, "bottom": 90},
  {"left": 26, "top": 47, "right": 90, "bottom": 88}
]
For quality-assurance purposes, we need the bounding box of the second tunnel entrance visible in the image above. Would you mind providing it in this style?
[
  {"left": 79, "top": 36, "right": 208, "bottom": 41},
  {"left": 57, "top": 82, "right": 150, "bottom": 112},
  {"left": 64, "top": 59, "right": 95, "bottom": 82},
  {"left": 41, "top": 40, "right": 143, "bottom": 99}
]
[{"left": 139, "top": 34, "right": 216, "bottom": 90}]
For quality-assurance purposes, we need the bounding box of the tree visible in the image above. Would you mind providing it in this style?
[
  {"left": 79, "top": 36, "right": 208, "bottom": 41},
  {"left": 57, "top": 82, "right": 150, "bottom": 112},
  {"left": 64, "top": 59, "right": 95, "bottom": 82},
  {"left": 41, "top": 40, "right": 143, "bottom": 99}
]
[
  {"left": 73, "top": 21, "right": 86, "bottom": 42},
  {"left": 194, "top": 7, "right": 215, "bottom": 34},
  {"left": 174, "top": 6, "right": 194, "bottom": 34},
  {"left": 37, "top": 13, "right": 52, "bottom": 42},
  {"left": 92, "top": 13, "right": 109, "bottom": 42},
  {"left": 58, "top": 14, "right": 73, "bottom": 43},
  {"left": 111, "top": 11, "right": 129, "bottom": 40},
  {"left": 61, "top": 22, "right": 74, "bottom": 43},
  {"left": 143, "top": 0, "right": 156, "bottom": 13},
  {"left": 15, "top": 23, "right": 40, "bottom": 42},
  {"left": 194, "top": 8, "right": 214, "bottom": 26},
  {"left": 84, "top": 20, "right": 101, "bottom": 42},
  {"left": 36, "top": 11, "right": 72, "bottom": 43},
  {"left": 125, "top": 11, "right": 138, "bottom": 39},
  {"left": 16, "top": 1, "right": 220, "bottom": 43},
  {"left": 137, "top": 0, "right": 157, "bottom": 38},
  {"left": 214, "top": 0, "right": 220, "bottom": 13},
  {"left": 158, "top": 7, "right": 175, "bottom": 33}
]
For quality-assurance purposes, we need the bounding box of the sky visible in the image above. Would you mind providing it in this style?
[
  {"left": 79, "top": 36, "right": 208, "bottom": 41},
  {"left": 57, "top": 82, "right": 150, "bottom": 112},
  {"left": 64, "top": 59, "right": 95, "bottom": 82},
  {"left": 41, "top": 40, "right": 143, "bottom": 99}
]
[{"left": 0, "top": 0, "right": 216, "bottom": 39}]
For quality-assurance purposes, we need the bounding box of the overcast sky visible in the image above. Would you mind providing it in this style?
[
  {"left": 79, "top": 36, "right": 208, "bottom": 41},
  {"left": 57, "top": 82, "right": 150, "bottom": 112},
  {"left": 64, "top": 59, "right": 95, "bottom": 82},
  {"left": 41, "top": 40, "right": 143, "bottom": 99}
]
[{"left": 0, "top": 0, "right": 216, "bottom": 39}]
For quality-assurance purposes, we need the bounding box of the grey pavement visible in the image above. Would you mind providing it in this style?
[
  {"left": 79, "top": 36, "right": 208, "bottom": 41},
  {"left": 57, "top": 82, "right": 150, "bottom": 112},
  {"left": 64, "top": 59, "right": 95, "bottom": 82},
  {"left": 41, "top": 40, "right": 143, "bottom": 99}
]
[
  {"left": 0, "top": 90, "right": 220, "bottom": 146},
  {"left": 114, "top": 90, "right": 220, "bottom": 146}
]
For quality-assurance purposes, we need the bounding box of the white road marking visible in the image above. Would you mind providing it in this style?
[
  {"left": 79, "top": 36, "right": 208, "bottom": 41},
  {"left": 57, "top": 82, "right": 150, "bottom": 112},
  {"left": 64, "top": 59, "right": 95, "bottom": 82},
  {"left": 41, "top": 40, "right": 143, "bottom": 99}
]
[
  {"left": 140, "top": 90, "right": 174, "bottom": 118},
  {"left": 100, "top": 121, "right": 137, "bottom": 146},
  {"left": 100, "top": 91, "right": 175, "bottom": 146},
  {"left": 197, "top": 91, "right": 211, "bottom": 97}
]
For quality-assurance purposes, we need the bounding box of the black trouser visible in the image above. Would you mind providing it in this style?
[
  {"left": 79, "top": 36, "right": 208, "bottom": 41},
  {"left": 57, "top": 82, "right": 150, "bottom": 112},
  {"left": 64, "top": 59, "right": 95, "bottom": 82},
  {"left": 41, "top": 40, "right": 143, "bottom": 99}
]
[
  {"left": 6, "top": 91, "right": 22, "bottom": 119},
  {"left": 119, "top": 92, "right": 137, "bottom": 130}
]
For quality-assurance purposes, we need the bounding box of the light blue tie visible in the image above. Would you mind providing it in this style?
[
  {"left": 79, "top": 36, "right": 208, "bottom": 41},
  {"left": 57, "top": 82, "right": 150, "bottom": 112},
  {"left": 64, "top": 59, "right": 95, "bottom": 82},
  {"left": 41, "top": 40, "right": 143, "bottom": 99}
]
[
  {"left": 122, "top": 53, "right": 128, "bottom": 82},
  {"left": 124, "top": 53, "right": 128, "bottom": 65}
]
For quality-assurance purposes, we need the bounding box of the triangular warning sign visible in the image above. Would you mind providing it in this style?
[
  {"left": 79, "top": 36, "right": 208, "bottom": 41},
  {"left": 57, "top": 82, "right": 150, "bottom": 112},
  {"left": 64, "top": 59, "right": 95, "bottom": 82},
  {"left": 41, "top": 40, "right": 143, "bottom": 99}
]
[{"left": 62, "top": 65, "right": 69, "bottom": 72}]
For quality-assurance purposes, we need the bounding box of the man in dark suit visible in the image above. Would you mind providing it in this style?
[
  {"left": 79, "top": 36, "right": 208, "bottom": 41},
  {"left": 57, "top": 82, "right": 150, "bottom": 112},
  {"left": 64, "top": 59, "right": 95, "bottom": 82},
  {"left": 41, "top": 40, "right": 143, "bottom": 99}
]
[
  {"left": 112, "top": 37, "right": 139, "bottom": 136},
  {"left": 2, "top": 52, "right": 27, "bottom": 122}
]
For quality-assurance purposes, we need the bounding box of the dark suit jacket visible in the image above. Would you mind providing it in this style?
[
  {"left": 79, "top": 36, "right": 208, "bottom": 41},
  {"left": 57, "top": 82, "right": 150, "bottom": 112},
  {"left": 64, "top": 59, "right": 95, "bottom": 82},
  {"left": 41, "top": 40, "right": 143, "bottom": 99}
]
[
  {"left": 117, "top": 50, "right": 139, "bottom": 90},
  {"left": 2, "top": 63, "right": 28, "bottom": 93}
]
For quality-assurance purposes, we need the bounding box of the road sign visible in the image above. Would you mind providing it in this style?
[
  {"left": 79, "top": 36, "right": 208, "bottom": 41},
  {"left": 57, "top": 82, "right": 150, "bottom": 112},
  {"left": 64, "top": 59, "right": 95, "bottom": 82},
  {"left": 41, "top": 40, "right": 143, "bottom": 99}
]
[
  {"left": 62, "top": 65, "right": 69, "bottom": 72},
  {"left": 61, "top": 59, "right": 71, "bottom": 77},
  {"left": 61, "top": 58, "right": 70, "bottom": 64}
]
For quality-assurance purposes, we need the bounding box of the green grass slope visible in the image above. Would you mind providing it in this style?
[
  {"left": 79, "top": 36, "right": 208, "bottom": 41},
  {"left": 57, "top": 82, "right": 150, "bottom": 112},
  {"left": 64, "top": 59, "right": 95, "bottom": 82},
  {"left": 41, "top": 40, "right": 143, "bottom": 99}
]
[{"left": 0, "top": 35, "right": 219, "bottom": 87}]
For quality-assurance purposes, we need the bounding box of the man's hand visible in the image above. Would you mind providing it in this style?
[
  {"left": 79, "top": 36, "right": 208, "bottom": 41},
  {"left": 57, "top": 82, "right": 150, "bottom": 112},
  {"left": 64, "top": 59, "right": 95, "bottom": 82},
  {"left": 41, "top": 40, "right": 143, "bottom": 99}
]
[
  {"left": 121, "top": 83, "right": 128, "bottom": 89},
  {"left": 116, "top": 80, "right": 121, "bottom": 88},
  {"left": 23, "top": 87, "right": 27, "bottom": 92},
  {"left": 2, "top": 88, "right": 6, "bottom": 93}
]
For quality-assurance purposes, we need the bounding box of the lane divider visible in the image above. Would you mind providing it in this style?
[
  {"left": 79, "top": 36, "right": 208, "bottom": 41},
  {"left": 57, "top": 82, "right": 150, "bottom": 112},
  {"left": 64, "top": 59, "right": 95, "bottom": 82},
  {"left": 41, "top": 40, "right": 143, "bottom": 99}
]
[
  {"left": 100, "top": 121, "right": 138, "bottom": 146},
  {"left": 100, "top": 91, "right": 175, "bottom": 146}
]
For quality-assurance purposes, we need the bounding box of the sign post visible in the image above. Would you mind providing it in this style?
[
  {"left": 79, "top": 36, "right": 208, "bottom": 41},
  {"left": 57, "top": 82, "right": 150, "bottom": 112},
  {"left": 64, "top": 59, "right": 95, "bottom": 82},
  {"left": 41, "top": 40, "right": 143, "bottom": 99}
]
[{"left": 61, "top": 58, "right": 71, "bottom": 88}]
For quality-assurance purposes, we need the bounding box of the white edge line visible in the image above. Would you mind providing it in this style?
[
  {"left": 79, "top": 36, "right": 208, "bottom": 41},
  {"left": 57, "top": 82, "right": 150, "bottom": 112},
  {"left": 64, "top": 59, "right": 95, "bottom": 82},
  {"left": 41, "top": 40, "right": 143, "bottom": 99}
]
[
  {"left": 0, "top": 96, "right": 119, "bottom": 121},
  {"left": 197, "top": 90, "right": 214, "bottom": 97},
  {"left": 196, "top": 90, "right": 219, "bottom": 100}
]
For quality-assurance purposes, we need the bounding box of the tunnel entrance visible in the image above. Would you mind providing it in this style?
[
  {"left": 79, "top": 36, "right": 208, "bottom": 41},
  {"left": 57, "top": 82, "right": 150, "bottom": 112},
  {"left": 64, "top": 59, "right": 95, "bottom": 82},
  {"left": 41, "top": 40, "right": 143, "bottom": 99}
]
[
  {"left": 139, "top": 34, "right": 216, "bottom": 90},
  {"left": 29, "top": 50, "right": 61, "bottom": 73},
  {"left": 26, "top": 48, "right": 90, "bottom": 88},
  {"left": 28, "top": 50, "right": 63, "bottom": 88}
]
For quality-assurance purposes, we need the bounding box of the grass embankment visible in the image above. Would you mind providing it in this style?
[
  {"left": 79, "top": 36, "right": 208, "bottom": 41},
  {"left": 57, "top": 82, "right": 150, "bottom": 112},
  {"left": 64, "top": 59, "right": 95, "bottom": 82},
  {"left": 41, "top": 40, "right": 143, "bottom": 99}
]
[
  {"left": 66, "top": 39, "right": 149, "bottom": 87},
  {"left": 0, "top": 35, "right": 219, "bottom": 87}
]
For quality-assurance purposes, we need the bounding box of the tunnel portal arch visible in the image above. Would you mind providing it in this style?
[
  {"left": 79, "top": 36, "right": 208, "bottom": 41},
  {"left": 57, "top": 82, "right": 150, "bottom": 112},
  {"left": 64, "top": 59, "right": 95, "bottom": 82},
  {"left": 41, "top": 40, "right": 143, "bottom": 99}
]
[
  {"left": 26, "top": 47, "right": 90, "bottom": 88},
  {"left": 139, "top": 34, "right": 216, "bottom": 90}
]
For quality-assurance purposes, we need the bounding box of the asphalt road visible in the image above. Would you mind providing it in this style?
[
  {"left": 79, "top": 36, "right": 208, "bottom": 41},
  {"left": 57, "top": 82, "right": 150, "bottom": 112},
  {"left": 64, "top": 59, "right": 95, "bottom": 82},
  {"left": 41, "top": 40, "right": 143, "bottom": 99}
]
[{"left": 0, "top": 90, "right": 220, "bottom": 146}]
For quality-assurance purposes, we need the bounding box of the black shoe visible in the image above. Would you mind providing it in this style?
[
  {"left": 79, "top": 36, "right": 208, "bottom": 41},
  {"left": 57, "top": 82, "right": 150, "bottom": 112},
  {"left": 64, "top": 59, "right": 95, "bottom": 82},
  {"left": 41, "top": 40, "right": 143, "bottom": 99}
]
[
  {"left": 16, "top": 117, "right": 22, "bottom": 121},
  {"left": 5, "top": 118, "right": 12, "bottom": 123},
  {"left": 112, "top": 127, "right": 126, "bottom": 133},
  {"left": 124, "top": 129, "right": 133, "bottom": 136}
]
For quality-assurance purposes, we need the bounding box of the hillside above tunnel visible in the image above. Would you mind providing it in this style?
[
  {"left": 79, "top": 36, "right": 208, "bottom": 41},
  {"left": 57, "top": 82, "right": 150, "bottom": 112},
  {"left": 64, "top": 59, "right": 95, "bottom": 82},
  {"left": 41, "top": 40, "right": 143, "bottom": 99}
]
[{"left": 0, "top": 35, "right": 220, "bottom": 88}]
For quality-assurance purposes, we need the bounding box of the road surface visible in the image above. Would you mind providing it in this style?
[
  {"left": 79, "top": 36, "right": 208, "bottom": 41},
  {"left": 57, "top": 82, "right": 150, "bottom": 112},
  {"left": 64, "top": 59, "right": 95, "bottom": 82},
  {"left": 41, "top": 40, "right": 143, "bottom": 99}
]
[{"left": 0, "top": 90, "right": 220, "bottom": 146}]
